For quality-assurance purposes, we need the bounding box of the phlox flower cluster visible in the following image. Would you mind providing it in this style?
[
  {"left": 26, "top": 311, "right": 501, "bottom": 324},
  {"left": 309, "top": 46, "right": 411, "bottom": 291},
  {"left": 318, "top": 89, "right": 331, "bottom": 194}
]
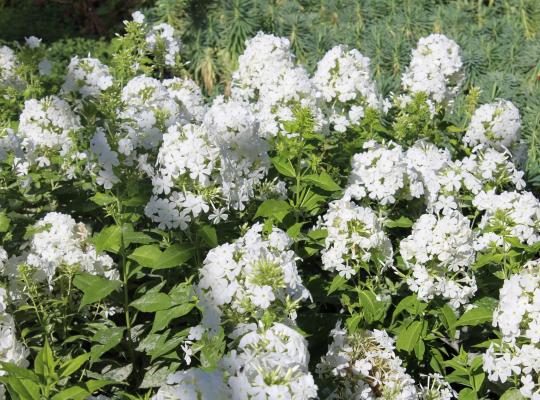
[
  {"left": 0, "top": 287, "right": 29, "bottom": 379},
  {"left": 195, "top": 222, "right": 310, "bottom": 331},
  {"left": 117, "top": 75, "right": 182, "bottom": 155},
  {"left": 88, "top": 75, "right": 205, "bottom": 190},
  {"left": 231, "top": 32, "right": 324, "bottom": 137},
  {"left": 319, "top": 197, "right": 393, "bottom": 279},
  {"left": 145, "top": 123, "right": 221, "bottom": 230},
  {"left": 401, "top": 33, "right": 464, "bottom": 104},
  {"left": 145, "top": 23, "right": 181, "bottom": 67},
  {"left": 464, "top": 100, "right": 521, "bottom": 150},
  {"left": 145, "top": 97, "right": 269, "bottom": 229},
  {"left": 317, "top": 322, "right": 418, "bottom": 399},
  {"left": 202, "top": 96, "right": 270, "bottom": 210},
  {"left": 2, "top": 212, "right": 117, "bottom": 296},
  {"left": 312, "top": 45, "right": 384, "bottom": 132},
  {"left": 346, "top": 140, "right": 423, "bottom": 205},
  {"left": 346, "top": 140, "right": 525, "bottom": 213},
  {"left": 473, "top": 190, "right": 540, "bottom": 250},
  {"left": 15, "top": 95, "right": 82, "bottom": 169},
  {"left": 483, "top": 259, "right": 540, "bottom": 399},
  {"left": 154, "top": 322, "right": 317, "bottom": 400},
  {"left": 399, "top": 210, "right": 477, "bottom": 308},
  {"left": 0, "top": 45, "right": 23, "bottom": 91},
  {"left": 62, "top": 56, "right": 113, "bottom": 99}
]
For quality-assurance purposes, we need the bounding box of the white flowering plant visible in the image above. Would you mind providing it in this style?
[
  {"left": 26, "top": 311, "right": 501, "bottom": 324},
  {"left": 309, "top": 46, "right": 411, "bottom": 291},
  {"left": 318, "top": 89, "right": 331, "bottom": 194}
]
[{"left": 0, "top": 12, "right": 539, "bottom": 400}]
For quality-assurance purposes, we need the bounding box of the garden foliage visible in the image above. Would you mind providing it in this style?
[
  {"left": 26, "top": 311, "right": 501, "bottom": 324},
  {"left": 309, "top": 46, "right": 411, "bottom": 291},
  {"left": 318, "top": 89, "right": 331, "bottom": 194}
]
[{"left": 0, "top": 7, "right": 540, "bottom": 400}]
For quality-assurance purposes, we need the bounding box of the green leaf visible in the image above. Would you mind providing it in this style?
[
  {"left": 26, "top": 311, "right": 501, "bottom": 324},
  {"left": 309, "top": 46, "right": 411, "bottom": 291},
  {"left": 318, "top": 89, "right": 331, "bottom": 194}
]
[
  {"left": 391, "top": 295, "right": 424, "bottom": 323},
  {"left": 128, "top": 245, "right": 162, "bottom": 267},
  {"left": 197, "top": 225, "right": 218, "bottom": 247},
  {"left": 73, "top": 273, "right": 122, "bottom": 308},
  {"left": 473, "top": 253, "right": 504, "bottom": 270},
  {"left": 51, "top": 386, "right": 90, "bottom": 400},
  {"left": 34, "top": 340, "right": 54, "bottom": 377},
  {"left": 327, "top": 275, "right": 348, "bottom": 295},
  {"left": 304, "top": 171, "right": 341, "bottom": 191},
  {"left": 500, "top": 388, "right": 526, "bottom": 400},
  {"left": 59, "top": 354, "right": 91, "bottom": 378},
  {"left": 90, "top": 327, "right": 125, "bottom": 362},
  {"left": 0, "top": 212, "right": 11, "bottom": 232},
  {"left": 151, "top": 303, "right": 195, "bottom": 333},
  {"left": 89, "top": 193, "right": 116, "bottom": 206},
  {"left": 0, "top": 362, "right": 39, "bottom": 382},
  {"left": 2, "top": 377, "right": 41, "bottom": 400},
  {"left": 458, "top": 388, "right": 478, "bottom": 400},
  {"left": 255, "top": 199, "right": 291, "bottom": 222},
  {"left": 385, "top": 216, "right": 413, "bottom": 228},
  {"left": 159, "top": 244, "right": 195, "bottom": 269},
  {"left": 271, "top": 157, "right": 296, "bottom": 178},
  {"left": 456, "top": 307, "right": 492, "bottom": 327},
  {"left": 130, "top": 292, "right": 174, "bottom": 312},
  {"left": 440, "top": 304, "right": 458, "bottom": 336},
  {"left": 129, "top": 244, "right": 194, "bottom": 269},
  {"left": 396, "top": 321, "right": 423, "bottom": 353},
  {"left": 91, "top": 226, "right": 122, "bottom": 254},
  {"left": 286, "top": 222, "right": 305, "bottom": 238},
  {"left": 358, "top": 290, "right": 377, "bottom": 322}
]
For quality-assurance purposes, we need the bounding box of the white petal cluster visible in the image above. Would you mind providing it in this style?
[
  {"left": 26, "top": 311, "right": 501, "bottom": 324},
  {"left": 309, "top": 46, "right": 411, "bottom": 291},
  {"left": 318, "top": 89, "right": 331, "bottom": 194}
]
[
  {"left": 0, "top": 45, "right": 23, "bottom": 91},
  {"left": 222, "top": 322, "right": 317, "bottom": 399},
  {"left": 196, "top": 223, "right": 310, "bottom": 331},
  {"left": 428, "top": 146, "right": 525, "bottom": 213},
  {"left": 464, "top": 100, "right": 521, "bottom": 150},
  {"left": 89, "top": 127, "right": 120, "bottom": 189},
  {"left": 0, "top": 288, "right": 29, "bottom": 377},
  {"left": 146, "top": 97, "right": 270, "bottom": 229},
  {"left": 473, "top": 190, "right": 540, "bottom": 249},
  {"left": 163, "top": 77, "right": 206, "bottom": 123},
  {"left": 146, "top": 23, "right": 181, "bottom": 67},
  {"left": 118, "top": 75, "right": 182, "bottom": 155},
  {"left": 399, "top": 210, "right": 477, "bottom": 308},
  {"left": 152, "top": 368, "right": 228, "bottom": 400},
  {"left": 203, "top": 96, "right": 270, "bottom": 210},
  {"left": 402, "top": 33, "right": 464, "bottom": 104},
  {"left": 317, "top": 323, "right": 417, "bottom": 399},
  {"left": 231, "top": 32, "right": 322, "bottom": 137},
  {"left": 62, "top": 56, "right": 113, "bottom": 98},
  {"left": 154, "top": 322, "right": 317, "bottom": 400},
  {"left": 319, "top": 197, "right": 393, "bottom": 279},
  {"left": 17, "top": 95, "right": 81, "bottom": 159},
  {"left": 145, "top": 123, "right": 220, "bottom": 230},
  {"left": 3, "top": 212, "right": 117, "bottom": 292},
  {"left": 346, "top": 140, "right": 423, "bottom": 205},
  {"left": 313, "top": 45, "right": 383, "bottom": 132},
  {"left": 405, "top": 140, "right": 452, "bottom": 207},
  {"left": 483, "top": 260, "right": 540, "bottom": 398}
]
